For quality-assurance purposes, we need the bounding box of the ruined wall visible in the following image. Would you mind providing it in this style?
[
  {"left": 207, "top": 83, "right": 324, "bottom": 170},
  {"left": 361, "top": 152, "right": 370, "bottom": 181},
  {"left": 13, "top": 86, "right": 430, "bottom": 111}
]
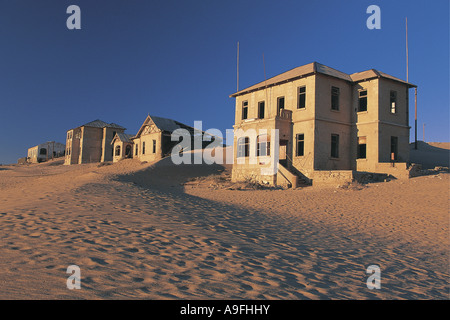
[
  {"left": 135, "top": 131, "right": 163, "bottom": 163},
  {"left": 79, "top": 126, "right": 103, "bottom": 164},
  {"left": 102, "top": 127, "right": 125, "bottom": 162}
]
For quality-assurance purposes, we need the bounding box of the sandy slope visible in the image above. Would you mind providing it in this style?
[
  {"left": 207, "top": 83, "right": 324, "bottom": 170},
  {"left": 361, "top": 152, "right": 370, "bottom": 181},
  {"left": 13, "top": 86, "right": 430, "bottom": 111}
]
[{"left": 0, "top": 147, "right": 448, "bottom": 300}]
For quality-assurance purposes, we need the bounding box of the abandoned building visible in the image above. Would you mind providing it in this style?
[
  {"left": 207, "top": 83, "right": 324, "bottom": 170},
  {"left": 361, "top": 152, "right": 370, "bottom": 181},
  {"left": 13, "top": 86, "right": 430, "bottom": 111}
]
[
  {"left": 130, "top": 115, "right": 201, "bottom": 163},
  {"left": 64, "top": 119, "right": 126, "bottom": 165},
  {"left": 230, "top": 62, "right": 416, "bottom": 187},
  {"left": 112, "top": 133, "right": 134, "bottom": 163},
  {"left": 27, "top": 141, "right": 66, "bottom": 163}
]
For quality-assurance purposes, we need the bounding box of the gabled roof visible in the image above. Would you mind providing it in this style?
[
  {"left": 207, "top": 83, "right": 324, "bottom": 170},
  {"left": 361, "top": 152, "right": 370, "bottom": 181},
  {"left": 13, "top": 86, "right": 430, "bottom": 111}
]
[
  {"left": 134, "top": 115, "right": 195, "bottom": 138},
  {"left": 350, "top": 69, "right": 416, "bottom": 87},
  {"left": 230, "top": 62, "right": 351, "bottom": 97},
  {"left": 230, "top": 62, "right": 416, "bottom": 97},
  {"left": 77, "top": 119, "right": 126, "bottom": 130},
  {"left": 111, "top": 133, "right": 134, "bottom": 145},
  {"left": 151, "top": 116, "right": 182, "bottom": 133}
]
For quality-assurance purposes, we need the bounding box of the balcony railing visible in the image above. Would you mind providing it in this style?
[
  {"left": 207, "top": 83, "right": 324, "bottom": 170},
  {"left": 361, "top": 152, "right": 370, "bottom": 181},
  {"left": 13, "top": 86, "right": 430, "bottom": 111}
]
[{"left": 277, "top": 109, "right": 292, "bottom": 120}]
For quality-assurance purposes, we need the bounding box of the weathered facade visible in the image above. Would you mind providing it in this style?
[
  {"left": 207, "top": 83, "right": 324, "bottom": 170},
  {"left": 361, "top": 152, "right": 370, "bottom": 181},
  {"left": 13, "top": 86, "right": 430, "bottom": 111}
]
[
  {"left": 64, "top": 120, "right": 126, "bottom": 165},
  {"left": 132, "top": 115, "right": 198, "bottom": 163},
  {"left": 230, "top": 62, "right": 416, "bottom": 187},
  {"left": 112, "top": 133, "right": 134, "bottom": 163},
  {"left": 27, "top": 141, "right": 65, "bottom": 163}
]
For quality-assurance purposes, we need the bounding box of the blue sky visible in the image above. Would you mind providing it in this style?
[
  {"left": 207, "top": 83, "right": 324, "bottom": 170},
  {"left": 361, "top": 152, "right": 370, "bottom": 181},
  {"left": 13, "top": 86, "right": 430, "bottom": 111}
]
[{"left": 0, "top": 0, "right": 448, "bottom": 164}]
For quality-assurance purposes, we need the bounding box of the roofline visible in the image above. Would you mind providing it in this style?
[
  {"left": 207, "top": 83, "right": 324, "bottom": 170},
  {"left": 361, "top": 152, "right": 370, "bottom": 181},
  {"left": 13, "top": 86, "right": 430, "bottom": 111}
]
[
  {"left": 230, "top": 64, "right": 417, "bottom": 98},
  {"left": 351, "top": 73, "right": 417, "bottom": 88},
  {"left": 230, "top": 71, "right": 316, "bottom": 98}
]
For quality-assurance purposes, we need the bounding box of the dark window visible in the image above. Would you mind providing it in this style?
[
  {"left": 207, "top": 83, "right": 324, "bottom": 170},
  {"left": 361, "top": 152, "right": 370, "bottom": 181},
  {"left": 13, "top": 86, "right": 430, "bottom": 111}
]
[
  {"left": 390, "top": 91, "right": 397, "bottom": 114},
  {"left": 115, "top": 145, "right": 121, "bottom": 156},
  {"left": 112, "top": 131, "right": 116, "bottom": 138},
  {"left": 296, "top": 134, "right": 304, "bottom": 156},
  {"left": 152, "top": 140, "right": 156, "bottom": 153},
  {"left": 298, "top": 86, "right": 306, "bottom": 109},
  {"left": 257, "top": 135, "right": 270, "bottom": 157},
  {"left": 142, "top": 141, "right": 146, "bottom": 155},
  {"left": 357, "top": 136, "right": 367, "bottom": 159},
  {"left": 39, "top": 148, "right": 47, "bottom": 155},
  {"left": 125, "top": 145, "right": 132, "bottom": 157},
  {"left": 331, "top": 134, "right": 339, "bottom": 158},
  {"left": 391, "top": 136, "right": 398, "bottom": 161},
  {"left": 277, "top": 96, "right": 285, "bottom": 112},
  {"left": 258, "top": 101, "right": 265, "bottom": 119},
  {"left": 135, "top": 144, "right": 138, "bottom": 156},
  {"left": 331, "top": 87, "right": 340, "bottom": 111},
  {"left": 358, "top": 90, "right": 368, "bottom": 112},
  {"left": 242, "top": 101, "right": 248, "bottom": 120},
  {"left": 237, "top": 137, "right": 250, "bottom": 158}
]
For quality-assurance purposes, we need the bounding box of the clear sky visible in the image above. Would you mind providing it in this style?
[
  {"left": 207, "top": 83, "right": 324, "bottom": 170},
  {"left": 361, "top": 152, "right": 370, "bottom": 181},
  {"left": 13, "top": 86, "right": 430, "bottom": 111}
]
[{"left": 0, "top": 0, "right": 448, "bottom": 164}]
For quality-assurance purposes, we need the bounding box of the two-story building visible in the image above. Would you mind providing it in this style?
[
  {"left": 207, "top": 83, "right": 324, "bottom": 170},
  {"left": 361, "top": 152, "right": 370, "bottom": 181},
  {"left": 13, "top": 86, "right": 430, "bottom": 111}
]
[
  {"left": 64, "top": 119, "right": 126, "bottom": 165},
  {"left": 230, "top": 62, "right": 416, "bottom": 187}
]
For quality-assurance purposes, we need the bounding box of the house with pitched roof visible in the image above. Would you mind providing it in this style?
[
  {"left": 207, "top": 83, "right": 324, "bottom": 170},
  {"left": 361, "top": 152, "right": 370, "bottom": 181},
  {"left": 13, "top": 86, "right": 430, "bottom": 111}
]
[
  {"left": 230, "top": 62, "right": 416, "bottom": 187},
  {"left": 131, "top": 115, "right": 199, "bottom": 163},
  {"left": 64, "top": 119, "right": 126, "bottom": 165},
  {"left": 111, "top": 133, "right": 134, "bottom": 162}
]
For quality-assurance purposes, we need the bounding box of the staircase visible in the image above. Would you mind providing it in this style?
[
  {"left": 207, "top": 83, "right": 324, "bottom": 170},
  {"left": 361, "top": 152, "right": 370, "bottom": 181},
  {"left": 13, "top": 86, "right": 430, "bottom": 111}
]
[
  {"left": 277, "top": 162, "right": 311, "bottom": 189},
  {"left": 277, "top": 163, "right": 298, "bottom": 188}
]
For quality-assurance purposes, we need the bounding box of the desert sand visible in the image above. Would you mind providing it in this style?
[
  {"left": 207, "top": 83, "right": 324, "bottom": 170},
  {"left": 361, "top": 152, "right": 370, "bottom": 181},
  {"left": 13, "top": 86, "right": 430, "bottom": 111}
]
[{"left": 0, "top": 143, "right": 448, "bottom": 299}]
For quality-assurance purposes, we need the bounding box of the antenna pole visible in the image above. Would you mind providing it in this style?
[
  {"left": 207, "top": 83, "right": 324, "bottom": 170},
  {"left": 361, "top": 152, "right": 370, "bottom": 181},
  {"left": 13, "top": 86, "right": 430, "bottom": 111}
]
[
  {"left": 263, "top": 53, "right": 270, "bottom": 116},
  {"left": 237, "top": 41, "right": 239, "bottom": 92},
  {"left": 407, "top": 17, "right": 418, "bottom": 150},
  {"left": 406, "top": 17, "right": 409, "bottom": 83}
]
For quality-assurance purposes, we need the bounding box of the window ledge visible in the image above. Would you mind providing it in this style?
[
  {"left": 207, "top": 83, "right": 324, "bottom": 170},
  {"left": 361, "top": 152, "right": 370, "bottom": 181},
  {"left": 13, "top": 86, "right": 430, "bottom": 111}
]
[
  {"left": 357, "top": 111, "right": 368, "bottom": 114},
  {"left": 329, "top": 157, "right": 340, "bottom": 161}
]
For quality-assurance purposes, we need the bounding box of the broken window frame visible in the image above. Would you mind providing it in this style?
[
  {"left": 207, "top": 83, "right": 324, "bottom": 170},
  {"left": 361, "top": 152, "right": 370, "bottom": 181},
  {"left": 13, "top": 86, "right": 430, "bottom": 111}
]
[
  {"left": 298, "top": 86, "right": 306, "bottom": 109},
  {"left": 358, "top": 89, "right": 368, "bottom": 112},
  {"left": 237, "top": 137, "right": 250, "bottom": 158},
  {"left": 242, "top": 101, "right": 248, "bottom": 120},
  {"left": 256, "top": 135, "right": 270, "bottom": 157},
  {"left": 277, "top": 96, "right": 285, "bottom": 113},
  {"left": 390, "top": 90, "right": 397, "bottom": 114},
  {"left": 357, "top": 136, "right": 367, "bottom": 159},
  {"left": 390, "top": 136, "right": 398, "bottom": 161},
  {"left": 296, "top": 133, "right": 305, "bottom": 156},
  {"left": 331, "top": 134, "right": 339, "bottom": 158},
  {"left": 258, "top": 101, "right": 265, "bottom": 119},
  {"left": 331, "top": 86, "right": 340, "bottom": 111}
]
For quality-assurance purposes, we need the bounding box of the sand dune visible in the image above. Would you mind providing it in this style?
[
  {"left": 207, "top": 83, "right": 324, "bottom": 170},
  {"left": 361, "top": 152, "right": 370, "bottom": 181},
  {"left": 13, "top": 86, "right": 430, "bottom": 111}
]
[
  {"left": 410, "top": 141, "right": 450, "bottom": 169},
  {"left": 0, "top": 146, "right": 448, "bottom": 299}
]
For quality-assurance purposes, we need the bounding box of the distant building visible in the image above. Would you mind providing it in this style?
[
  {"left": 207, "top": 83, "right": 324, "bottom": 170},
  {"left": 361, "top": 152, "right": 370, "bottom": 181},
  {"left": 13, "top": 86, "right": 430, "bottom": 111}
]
[
  {"left": 27, "top": 141, "right": 65, "bottom": 163},
  {"left": 230, "top": 62, "right": 416, "bottom": 187},
  {"left": 64, "top": 119, "right": 126, "bottom": 165}
]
